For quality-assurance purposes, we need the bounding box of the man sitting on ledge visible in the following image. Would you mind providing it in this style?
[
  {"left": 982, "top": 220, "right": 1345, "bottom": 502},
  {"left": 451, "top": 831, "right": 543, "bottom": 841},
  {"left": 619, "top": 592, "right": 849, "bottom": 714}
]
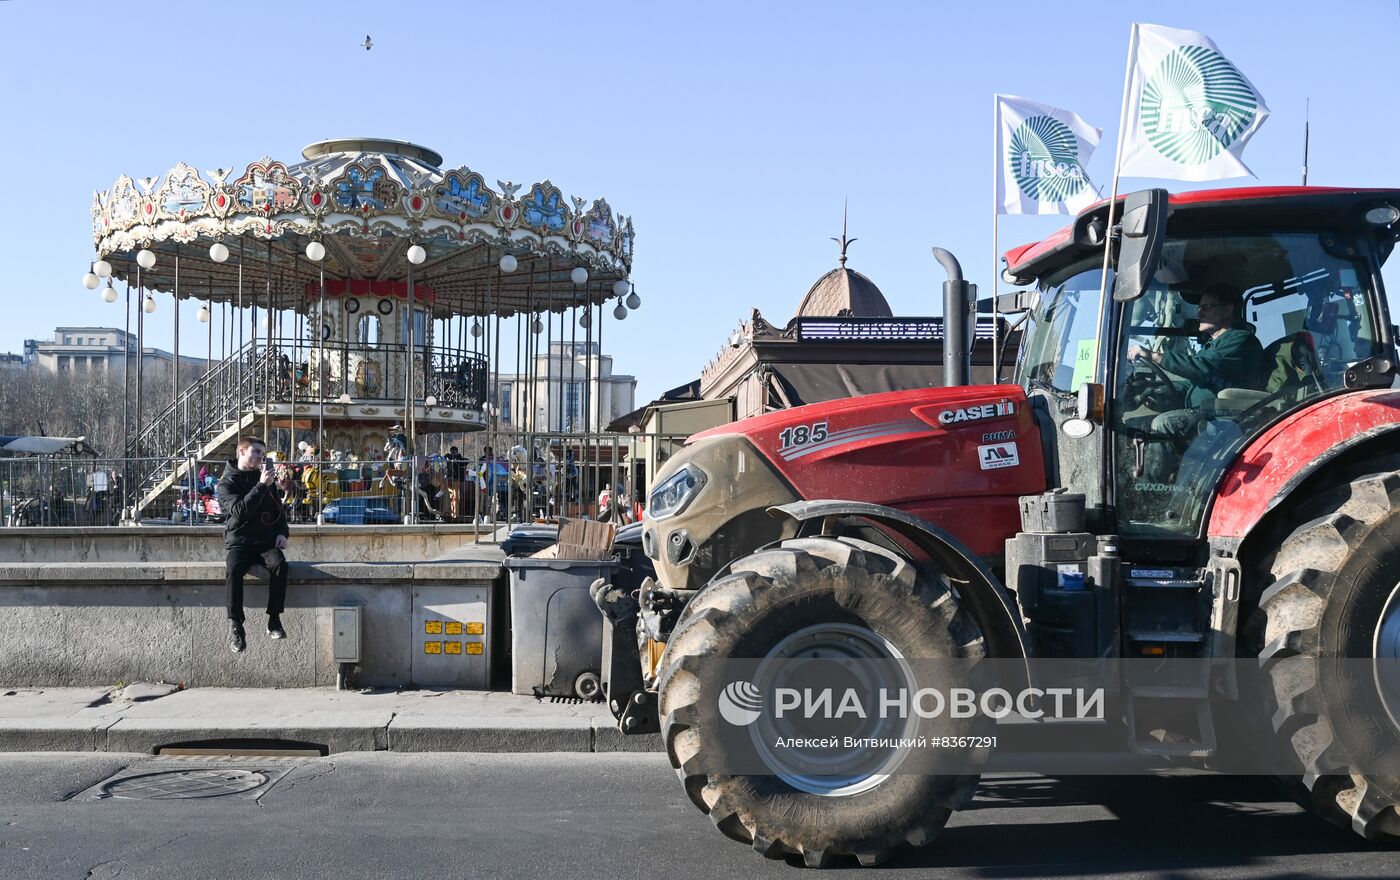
[{"left": 216, "top": 436, "right": 290, "bottom": 653}]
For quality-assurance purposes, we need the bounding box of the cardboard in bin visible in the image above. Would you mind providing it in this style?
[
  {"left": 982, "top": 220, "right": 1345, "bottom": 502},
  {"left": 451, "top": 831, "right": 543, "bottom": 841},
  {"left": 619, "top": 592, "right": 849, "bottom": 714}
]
[{"left": 531, "top": 516, "right": 616, "bottom": 561}]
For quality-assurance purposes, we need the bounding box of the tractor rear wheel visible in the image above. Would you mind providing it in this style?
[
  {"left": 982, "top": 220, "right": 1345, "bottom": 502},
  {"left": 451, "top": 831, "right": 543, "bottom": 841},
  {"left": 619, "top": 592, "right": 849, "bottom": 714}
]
[
  {"left": 1244, "top": 464, "right": 1400, "bottom": 841},
  {"left": 656, "top": 536, "right": 987, "bottom": 867}
]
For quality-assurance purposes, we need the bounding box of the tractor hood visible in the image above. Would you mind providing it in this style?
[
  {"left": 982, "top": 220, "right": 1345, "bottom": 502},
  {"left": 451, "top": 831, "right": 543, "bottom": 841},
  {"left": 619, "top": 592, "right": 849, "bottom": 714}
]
[{"left": 687, "top": 384, "right": 1046, "bottom": 558}]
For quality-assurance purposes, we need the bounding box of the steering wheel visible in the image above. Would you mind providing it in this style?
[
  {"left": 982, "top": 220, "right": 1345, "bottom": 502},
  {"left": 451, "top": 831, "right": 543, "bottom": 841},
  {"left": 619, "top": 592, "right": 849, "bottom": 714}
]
[{"left": 1124, "top": 354, "right": 1184, "bottom": 411}]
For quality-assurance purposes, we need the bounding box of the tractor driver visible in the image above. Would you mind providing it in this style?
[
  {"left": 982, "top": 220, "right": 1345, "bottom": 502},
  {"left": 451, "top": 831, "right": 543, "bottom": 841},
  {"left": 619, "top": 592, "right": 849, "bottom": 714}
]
[{"left": 1127, "top": 284, "right": 1268, "bottom": 482}]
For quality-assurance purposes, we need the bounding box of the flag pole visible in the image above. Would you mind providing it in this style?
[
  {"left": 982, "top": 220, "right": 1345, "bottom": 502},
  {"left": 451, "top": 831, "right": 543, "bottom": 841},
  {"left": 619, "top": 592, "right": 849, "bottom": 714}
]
[
  {"left": 1093, "top": 22, "right": 1140, "bottom": 382},
  {"left": 991, "top": 94, "right": 1001, "bottom": 383}
]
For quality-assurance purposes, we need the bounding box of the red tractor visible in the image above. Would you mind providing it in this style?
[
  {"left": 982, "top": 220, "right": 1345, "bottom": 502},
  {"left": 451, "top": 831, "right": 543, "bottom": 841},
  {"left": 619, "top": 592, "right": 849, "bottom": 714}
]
[{"left": 596, "top": 186, "right": 1400, "bottom": 866}]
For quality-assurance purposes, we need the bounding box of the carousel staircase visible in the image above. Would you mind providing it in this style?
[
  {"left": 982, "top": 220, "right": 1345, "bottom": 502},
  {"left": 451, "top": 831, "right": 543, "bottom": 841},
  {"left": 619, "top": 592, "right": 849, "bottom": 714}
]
[{"left": 127, "top": 342, "right": 278, "bottom": 517}]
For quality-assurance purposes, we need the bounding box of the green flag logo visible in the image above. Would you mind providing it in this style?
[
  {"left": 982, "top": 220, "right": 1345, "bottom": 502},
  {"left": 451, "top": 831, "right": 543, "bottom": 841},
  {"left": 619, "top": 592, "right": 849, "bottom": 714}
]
[
  {"left": 1009, "top": 115, "right": 1090, "bottom": 204},
  {"left": 1141, "top": 45, "right": 1257, "bottom": 165}
]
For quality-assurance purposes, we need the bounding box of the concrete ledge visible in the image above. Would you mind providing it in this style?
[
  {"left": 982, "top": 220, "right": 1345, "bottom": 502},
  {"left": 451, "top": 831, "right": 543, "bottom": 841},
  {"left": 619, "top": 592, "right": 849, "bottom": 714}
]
[
  {"left": 0, "top": 560, "right": 502, "bottom": 583},
  {"left": 0, "top": 688, "right": 662, "bottom": 755},
  {"left": 387, "top": 718, "right": 594, "bottom": 753},
  {"left": 0, "top": 525, "right": 496, "bottom": 564},
  {"left": 0, "top": 719, "right": 116, "bottom": 751},
  {"left": 104, "top": 717, "right": 391, "bottom": 754},
  {"left": 0, "top": 561, "right": 503, "bottom": 688}
]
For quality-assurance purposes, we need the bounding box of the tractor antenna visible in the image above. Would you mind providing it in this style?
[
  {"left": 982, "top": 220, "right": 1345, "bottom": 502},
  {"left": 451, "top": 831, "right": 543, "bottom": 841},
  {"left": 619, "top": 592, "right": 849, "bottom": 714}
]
[
  {"left": 1302, "top": 98, "right": 1310, "bottom": 186},
  {"left": 830, "top": 199, "right": 857, "bottom": 267}
]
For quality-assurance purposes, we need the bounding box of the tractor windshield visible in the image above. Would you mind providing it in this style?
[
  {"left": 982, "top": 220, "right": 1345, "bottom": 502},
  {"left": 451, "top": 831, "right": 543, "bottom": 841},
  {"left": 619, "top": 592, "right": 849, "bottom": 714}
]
[
  {"left": 1113, "top": 230, "right": 1386, "bottom": 537},
  {"left": 1014, "top": 259, "right": 1110, "bottom": 394}
]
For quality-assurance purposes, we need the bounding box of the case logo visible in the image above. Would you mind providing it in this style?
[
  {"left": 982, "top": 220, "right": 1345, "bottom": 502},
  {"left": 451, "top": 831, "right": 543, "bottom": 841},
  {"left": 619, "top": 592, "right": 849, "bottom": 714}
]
[{"left": 939, "top": 401, "right": 1015, "bottom": 425}]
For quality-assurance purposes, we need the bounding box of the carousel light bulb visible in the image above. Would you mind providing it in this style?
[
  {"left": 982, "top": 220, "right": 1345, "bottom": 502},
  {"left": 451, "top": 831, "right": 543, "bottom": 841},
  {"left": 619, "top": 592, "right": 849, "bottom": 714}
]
[
  {"left": 579, "top": 309, "right": 592, "bottom": 329},
  {"left": 94, "top": 260, "right": 113, "bottom": 278},
  {"left": 470, "top": 320, "right": 482, "bottom": 338},
  {"left": 337, "top": 393, "right": 352, "bottom": 404},
  {"left": 613, "top": 302, "right": 628, "bottom": 320},
  {"left": 612, "top": 279, "right": 629, "bottom": 298},
  {"left": 82, "top": 272, "right": 100, "bottom": 290},
  {"left": 570, "top": 266, "right": 588, "bottom": 286},
  {"left": 209, "top": 242, "right": 230, "bottom": 263},
  {"left": 498, "top": 254, "right": 517, "bottom": 273},
  {"left": 197, "top": 305, "right": 210, "bottom": 323},
  {"left": 424, "top": 395, "right": 438, "bottom": 407},
  {"left": 142, "top": 294, "right": 157, "bottom": 314},
  {"left": 626, "top": 290, "right": 641, "bottom": 310},
  {"left": 102, "top": 285, "right": 118, "bottom": 303},
  {"left": 136, "top": 249, "right": 156, "bottom": 270},
  {"left": 531, "top": 317, "right": 543, "bottom": 334},
  {"left": 305, "top": 240, "right": 326, "bottom": 262},
  {"left": 406, "top": 244, "right": 427, "bottom": 265}
]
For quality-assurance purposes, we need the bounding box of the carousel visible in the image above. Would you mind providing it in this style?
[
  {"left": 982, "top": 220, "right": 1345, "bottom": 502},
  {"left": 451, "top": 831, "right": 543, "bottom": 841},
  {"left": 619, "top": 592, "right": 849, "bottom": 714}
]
[{"left": 84, "top": 137, "right": 638, "bottom": 521}]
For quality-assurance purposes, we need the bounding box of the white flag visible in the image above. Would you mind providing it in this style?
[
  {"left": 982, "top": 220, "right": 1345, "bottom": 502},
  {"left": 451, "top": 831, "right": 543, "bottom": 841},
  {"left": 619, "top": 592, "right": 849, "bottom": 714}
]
[
  {"left": 1119, "top": 22, "right": 1270, "bottom": 181},
  {"left": 995, "top": 95, "right": 1102, "bottom": 215}
]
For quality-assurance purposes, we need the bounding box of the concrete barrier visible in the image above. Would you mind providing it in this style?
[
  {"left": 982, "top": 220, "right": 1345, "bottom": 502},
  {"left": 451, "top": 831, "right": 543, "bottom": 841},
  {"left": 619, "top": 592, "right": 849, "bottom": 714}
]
[
  {"left": 0, "top": 560, "right": 505, "bottom": 689},
  {"left": 0, "top": 525, "right": 489, "bottom": 564}
]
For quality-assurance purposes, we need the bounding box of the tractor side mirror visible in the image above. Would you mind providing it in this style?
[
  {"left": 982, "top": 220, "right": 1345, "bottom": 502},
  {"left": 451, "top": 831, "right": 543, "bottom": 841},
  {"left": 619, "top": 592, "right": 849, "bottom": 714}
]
[
  {"left": 995, "top": 289, "right": 1038, "bottom": 315},
  {"left": 1112, "top": 188, "right": 1168, "bottom": 302}
]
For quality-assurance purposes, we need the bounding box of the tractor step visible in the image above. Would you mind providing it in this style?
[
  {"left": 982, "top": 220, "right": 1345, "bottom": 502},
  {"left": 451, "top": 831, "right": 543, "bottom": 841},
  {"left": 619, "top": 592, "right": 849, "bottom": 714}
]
[
  {"left": 1127, "top": 693, "right": 1215, "bottom": 758},
  {"left": 1126, "top": 629, "right": 1207, "bottom": 644}
]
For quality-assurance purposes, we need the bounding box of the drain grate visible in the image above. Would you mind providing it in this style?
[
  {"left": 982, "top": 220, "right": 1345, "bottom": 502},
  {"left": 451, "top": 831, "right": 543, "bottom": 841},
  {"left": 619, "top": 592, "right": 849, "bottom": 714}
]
[{"left": 98, "top": 769, "right": 270, "bottom": 800}]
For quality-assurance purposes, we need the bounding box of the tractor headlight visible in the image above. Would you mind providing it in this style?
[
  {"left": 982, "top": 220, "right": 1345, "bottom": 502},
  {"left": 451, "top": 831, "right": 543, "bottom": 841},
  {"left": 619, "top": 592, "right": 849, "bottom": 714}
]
[{"left": 649, "top": 465, "right": 706, "bottom": 520}]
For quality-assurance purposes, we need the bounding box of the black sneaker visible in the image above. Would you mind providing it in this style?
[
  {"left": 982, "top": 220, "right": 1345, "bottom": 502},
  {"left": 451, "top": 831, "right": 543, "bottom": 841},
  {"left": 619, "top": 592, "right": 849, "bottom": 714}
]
[
  {"left": 230, "top": 621, "right": 247, "bottom": 653},
  {"left": 268, "top": 616, "right": 286, "bottom": 640}
]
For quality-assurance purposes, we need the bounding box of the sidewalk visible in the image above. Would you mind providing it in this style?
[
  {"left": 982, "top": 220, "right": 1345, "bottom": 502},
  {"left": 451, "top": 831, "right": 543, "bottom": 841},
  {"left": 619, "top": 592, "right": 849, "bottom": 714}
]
[{"left": 0, "top": 685, "right": 661, "bottom": 755}]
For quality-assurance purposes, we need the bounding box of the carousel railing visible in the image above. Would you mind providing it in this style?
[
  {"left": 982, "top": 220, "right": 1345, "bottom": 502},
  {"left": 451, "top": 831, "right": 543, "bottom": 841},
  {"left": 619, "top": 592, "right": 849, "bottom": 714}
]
[
  {"left": 1, "top": 427, "right": 691, "bottom": 530},
  {"left": 123, "top": 339, "right": 489, "bottom": 516}
]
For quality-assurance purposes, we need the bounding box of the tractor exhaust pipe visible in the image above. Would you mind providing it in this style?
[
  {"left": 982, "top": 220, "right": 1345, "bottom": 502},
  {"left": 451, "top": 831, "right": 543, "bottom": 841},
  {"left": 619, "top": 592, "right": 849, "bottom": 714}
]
[{"left": 932, "top": 247, "right": 975, "bottom": 387}]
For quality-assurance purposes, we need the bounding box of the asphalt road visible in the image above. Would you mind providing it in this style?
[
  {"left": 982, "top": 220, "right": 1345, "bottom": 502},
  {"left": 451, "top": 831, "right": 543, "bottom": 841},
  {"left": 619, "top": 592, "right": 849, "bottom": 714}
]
[{"left": 0, "top": 752, "right": 1394, "bottom": 879}]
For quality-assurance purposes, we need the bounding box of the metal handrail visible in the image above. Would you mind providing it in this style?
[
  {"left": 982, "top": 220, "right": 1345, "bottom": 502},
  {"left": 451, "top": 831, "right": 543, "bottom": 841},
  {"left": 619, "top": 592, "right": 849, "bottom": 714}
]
[{"left": 123, "top": 339, "right": 489, "bottom": 515}]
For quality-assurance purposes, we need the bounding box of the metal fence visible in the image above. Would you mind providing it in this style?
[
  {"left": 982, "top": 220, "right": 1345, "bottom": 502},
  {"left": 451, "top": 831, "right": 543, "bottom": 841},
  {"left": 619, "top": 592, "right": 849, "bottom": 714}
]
[{"left": 1, "top": 429, "right": 693, "bottom": 535}]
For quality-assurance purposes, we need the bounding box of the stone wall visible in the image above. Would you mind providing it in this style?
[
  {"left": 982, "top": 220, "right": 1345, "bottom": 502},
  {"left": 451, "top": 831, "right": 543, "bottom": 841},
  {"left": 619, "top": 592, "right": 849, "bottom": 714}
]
[
  {"left": 0, "top": 561, "right": 505, "bottom": 689},
  {"left": 0, "top": 525, "right": 488, "bottom": 564}
]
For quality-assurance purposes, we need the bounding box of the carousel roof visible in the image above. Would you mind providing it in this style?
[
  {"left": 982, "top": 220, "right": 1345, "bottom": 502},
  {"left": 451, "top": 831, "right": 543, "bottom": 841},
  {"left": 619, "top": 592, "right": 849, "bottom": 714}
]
[{"left": 89, "top": 138, "right": 635, "bottom": 318}]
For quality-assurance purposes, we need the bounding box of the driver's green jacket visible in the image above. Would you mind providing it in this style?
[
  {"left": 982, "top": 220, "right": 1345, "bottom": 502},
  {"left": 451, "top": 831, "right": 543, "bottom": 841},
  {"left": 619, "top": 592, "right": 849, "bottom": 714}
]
[{"left": 1158, "top": 324, "right": 1268, "bottom": 410}]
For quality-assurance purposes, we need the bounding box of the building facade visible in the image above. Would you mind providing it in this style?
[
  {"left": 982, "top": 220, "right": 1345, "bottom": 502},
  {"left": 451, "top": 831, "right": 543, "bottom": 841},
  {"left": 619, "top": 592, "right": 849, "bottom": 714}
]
[
  {"left": 21, "top": 327, "right": 208, "bottom": 374},
  {"left": 491, "top": 341, "right": 636, "bottom": 433}
]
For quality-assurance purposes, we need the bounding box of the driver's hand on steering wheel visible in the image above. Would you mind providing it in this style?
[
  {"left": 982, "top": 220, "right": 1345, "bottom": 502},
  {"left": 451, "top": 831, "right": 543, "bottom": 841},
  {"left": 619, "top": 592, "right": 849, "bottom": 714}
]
[{"left": 1128, "top": 345, "right": 1159, "bottom": 364}]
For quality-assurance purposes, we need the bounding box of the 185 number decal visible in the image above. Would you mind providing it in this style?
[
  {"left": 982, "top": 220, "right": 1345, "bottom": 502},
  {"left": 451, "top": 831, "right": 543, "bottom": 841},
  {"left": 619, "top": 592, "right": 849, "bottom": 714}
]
[{"left": 779, "top": 421, "right": 828, "bottom": 451}]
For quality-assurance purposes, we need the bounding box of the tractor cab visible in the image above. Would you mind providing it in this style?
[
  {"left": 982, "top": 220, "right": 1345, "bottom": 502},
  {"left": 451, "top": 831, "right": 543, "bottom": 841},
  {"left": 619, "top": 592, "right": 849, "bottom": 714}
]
[{"left": 1004, "top": 187, "right": 1399, "bottom": 551}]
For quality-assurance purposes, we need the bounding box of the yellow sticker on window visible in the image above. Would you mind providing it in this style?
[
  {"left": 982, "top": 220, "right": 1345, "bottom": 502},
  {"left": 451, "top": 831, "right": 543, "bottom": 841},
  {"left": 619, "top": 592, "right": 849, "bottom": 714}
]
[
  {"left": 424, "top": 620, "right": 443, "bottom": 635},
  {"left": 1069, "top": 339, "right": 1097, "bottom": 392},
  {"left": 465, "top": 622, "right": 484, "bottom": 635},
  {"left": 423, "top": 641, "right": 442, "bottom": 654},
  {"left": 444, "top": 641, "right": 462, "bottom": 655},
  {"left": 444, "top": 621, "right": 463, "bottom": 635},
  {"left": 466, "top": 642, "right": 484, "bottom": 655}
]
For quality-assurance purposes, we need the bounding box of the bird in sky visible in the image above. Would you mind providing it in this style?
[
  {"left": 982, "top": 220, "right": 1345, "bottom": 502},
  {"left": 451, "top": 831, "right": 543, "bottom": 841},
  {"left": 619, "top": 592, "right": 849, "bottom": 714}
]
[{"left": 362, "top": 35, "right": 373, "bottom": 51}]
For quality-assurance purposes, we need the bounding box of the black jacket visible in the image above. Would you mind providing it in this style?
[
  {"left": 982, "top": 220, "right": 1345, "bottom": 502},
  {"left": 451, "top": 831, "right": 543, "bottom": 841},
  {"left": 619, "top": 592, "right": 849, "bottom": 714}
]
[{"left": 216, "top": 460, "right": 288, "bottom": 550}]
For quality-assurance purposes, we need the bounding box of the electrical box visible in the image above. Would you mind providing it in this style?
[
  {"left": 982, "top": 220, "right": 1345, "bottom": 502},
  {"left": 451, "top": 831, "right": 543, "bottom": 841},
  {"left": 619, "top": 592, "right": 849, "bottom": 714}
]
[
  {"left": 332, "top": 606, "right": 361, "bottom": 664},
  {"left": 412, "top": 585, "right": 492, "bottom": 689}
]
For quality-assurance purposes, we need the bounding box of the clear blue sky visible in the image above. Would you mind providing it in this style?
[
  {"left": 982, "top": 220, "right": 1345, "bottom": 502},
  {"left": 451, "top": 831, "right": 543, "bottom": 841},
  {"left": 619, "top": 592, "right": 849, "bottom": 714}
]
[{"left": 3, "top": 0, "right": 1398, "bottom": 402}]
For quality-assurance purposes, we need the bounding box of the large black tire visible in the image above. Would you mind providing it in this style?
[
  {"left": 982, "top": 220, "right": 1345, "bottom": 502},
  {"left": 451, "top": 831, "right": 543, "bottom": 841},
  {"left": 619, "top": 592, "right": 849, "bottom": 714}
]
[
  {"left": 657, "top": 536, "right": 987, "bottom": 868},
  {"left": 1243, "top": 463, "right": 1400, "bottom": 841}
]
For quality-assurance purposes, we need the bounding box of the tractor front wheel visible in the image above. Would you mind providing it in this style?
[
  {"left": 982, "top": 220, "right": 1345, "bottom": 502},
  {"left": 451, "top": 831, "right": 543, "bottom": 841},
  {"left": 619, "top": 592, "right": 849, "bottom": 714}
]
[{"left": 656, "top": 536, "right": 988, "bottom": 867}]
